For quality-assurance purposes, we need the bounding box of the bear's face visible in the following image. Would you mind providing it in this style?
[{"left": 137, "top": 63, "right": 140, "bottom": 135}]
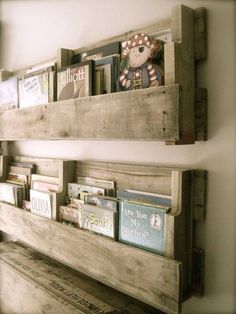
[{"left": 129, "top": 45, "right": 150, "bottom": 68}]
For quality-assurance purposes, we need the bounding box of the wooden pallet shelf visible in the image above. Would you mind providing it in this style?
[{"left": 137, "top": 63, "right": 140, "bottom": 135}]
[
  {"left": 0, "top": 5, "right": 207, "bottom": 144},
  {"left": 0, "top": 156, "right": 207, "bottom": 313}
]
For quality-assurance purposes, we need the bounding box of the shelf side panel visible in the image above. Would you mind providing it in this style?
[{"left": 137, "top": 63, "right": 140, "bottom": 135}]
[{"left": 0, "top": 203, "right": 182, "bottom": 314}]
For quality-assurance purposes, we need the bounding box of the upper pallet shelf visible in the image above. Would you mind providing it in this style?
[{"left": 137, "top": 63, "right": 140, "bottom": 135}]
[{"left": 0, "top": 5, "right": 207, "bottom": 144}]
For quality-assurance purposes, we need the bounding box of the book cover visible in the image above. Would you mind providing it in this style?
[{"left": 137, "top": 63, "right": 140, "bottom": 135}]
[
  {"left": 58, "top": 205, "right": 82, "bottom": 227},
  {"left": 57, "top": 60, "right": 94, "bottom": 101},
  {"left": 117, "top": 189, "right": 171, "bottom": 207},
  {"left": 85, "top": 194, "right": 119, "bottom": 211},
  {"left": 119, "top": 201, "right": 169, "bottom": 254},
  {"left": 0, "top": 77, "right": 18, "bottom": 111},
  {"left": 0, "top": 182, "right": 24, "bottom": 207},
  {"left": 72, "top": 41, "right": 121, "bottom": 64},
  {"left": 68, "top": 183, "right": 106, "bottom": 199},
  {"left": 81, "top": 203, "right": 117, "bottom": 238},
  {"left": 19, "top": 72, "right": 49, "bottom": 108},
  {"left": 95, "top": 55, "right": 120, "bottom": 93},
  {"left": 30, "top": 189, "right": 53, "bottom": 219}
]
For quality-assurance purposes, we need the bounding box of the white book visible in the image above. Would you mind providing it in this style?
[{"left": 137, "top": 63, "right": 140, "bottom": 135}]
[{"left": 30, "top": 189, "right": 53, "bottom": 219}]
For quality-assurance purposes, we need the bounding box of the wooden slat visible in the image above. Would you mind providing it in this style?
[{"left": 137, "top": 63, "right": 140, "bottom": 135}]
[
  {"left": 0, "top": 242, "right": 166, "bottom": 314},
  {"left": 76, "top": 160, "right": 176, "bottom": 196},
  {"left": 192, "top": 170, "right": 207, "bottom": 221},
  {"left": 0, "top": 262, "right": 84, "bottom": 314},
  {"left": 195, "top": 88, "right": 207, "bottom": 141},
  {"left": 0, "top": 203, "right": 182, "bottom": 314},
  {"left": 165, "top": 5, "right": 195, "bottom": 144},
  {"left": 0, "top": 84, "right": 180, "bottom": 141},
  {"left": 194, "top": 8, "right": 207, "bottom": 61}
]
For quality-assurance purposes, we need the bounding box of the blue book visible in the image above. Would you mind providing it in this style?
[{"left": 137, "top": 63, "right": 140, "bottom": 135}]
[
  {"left": 117, "top": 189, "right": 171, "bottom": 207},
  {"left": 119, "top": 201, "right": 169, "bottom": 254}
]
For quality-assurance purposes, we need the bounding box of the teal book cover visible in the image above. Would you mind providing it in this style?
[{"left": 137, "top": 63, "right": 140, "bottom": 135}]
[{"left": 119, "top": 201, "right": 168, "bottom": 254}]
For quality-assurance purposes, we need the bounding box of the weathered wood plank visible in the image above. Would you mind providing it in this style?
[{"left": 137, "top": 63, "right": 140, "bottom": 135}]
[
  {"left": 0, "top": 261, "right": 85, "bottom": 314},
  {"left": 0, "top": 204, "right": 182, "bottom": 314},
  {"left": 76, "top": 160, "right": 175, "bottom": 196},
  {"left": 0, "top": 84, "right": 180, "bottom": 141},
  {"left": 0, "top": 242, "right": 166, "bottom": 314},
  {"left": 194, "top": 8, "right": 207, "bottom": 61},
  {"left": 195, "top": 88, "right": 207, "bottom": 141},
  {"left": 192, "top": 170, "right": 207, "bottom": 221},
  {"left": 166, "top": 5, "right": 195, "bottom": 144}
]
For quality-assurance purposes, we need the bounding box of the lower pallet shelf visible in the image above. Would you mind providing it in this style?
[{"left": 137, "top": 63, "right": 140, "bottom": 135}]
[{"left": 0, "top": 202, "right": 181, "bottom": 314}]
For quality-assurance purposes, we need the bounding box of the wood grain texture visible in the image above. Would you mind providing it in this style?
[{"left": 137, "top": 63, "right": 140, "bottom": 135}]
[
  {"left": 192, "top": 170, "right": 207, "bottom": 221},
  {"left": 0, "top": 84, "right": 180, "bottom": 141},
  {"left": 194, "top": 8, "right": 207, "bottom": 61},
  {"left": 0, "top": 261, "right": 84, "bottom": 314},
  {"left": 195, "top": 88, "right": 207, "bottom": 141},
  {"left": 165, "top": 5, "right": 195, "bottom": 144},
  {"left": 0, "top": 204, "right": 182, "bottom": 314},
  {"left": 0, "top": 242, "right": 166, "bottom": 314}
]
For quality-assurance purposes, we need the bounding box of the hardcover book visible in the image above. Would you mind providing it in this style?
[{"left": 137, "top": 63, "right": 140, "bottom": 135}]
[
  {"left": 117, "top": 189, "right": 171, "bottom": 207},
  {"left": 81, "top": 203, "right": 117, "bottom": 238},
  {"left": 19, "top": 72, "right": 49, "bottom": 108},
  {"left": 0, "top": 182, "right": 24, "bottom": 207},
  {"left": 0, "top": 77, "right": 18, "bottom": 111},
  {"left": 58, "top": 205, "right": 82, "bottom": 228},
  {"left": 68, "top": 183, "right": 106, "bottom": 200},
  {"left": 119, "top": 201, "right": 169, "bottom": 254},
  {"left": 57, "top": 60, "right": 94, "bottom": 101},
  {"left": 30, "top": 189, "right": 53, "bottom": 219},
  {"left": 95, "top": 55, "right": 120, "bottom": 93},
  {"left": 85, "top": 194, "right": 119, "bottom": 211},
  {"left": 71, "top": 42, "right": 121, "bottom": 64}
]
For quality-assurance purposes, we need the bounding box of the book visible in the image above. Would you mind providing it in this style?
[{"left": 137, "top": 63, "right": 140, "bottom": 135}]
[
  {"left": 57, "top": 60, "right": 95, "bottom": 101},
  {"left": 95, "top": 67, "right": 104, "bottom": 95},
  {"left": 0, "top": 182, "right": 24, "bottom": 207},
  {"left": 95, "top": 55, "right": 120, "bottom": 93},
  {"left": 71, "top": 41, "right": 121, "bottom": 64},
  {"left": 31, "top": 174, "right": 59, "bottom": 192},
  {"left": 0, "top": 77, "right": 18, "bottom": 111},
  {"left": 24, "top": 64, "right": 57, "bottom": 103},
  {"left": 68, "top": 183, "right": 106, "bottom": 199},
  {"left": 58, "top": 205, "right": 82, "bottom": 228},
  {"left": 19, "top": 72, "right": 50, "bottom": 108},
  {"left": 117, "top": 189, "right": 171, "bottom": 207},
  {"left": 81, "top": 203, "right": 118, "bottom": 238},
  {"left": 119, "top": 201, "right": 169, "bottom": 254},
  {"left": 85, "top": 194, "right": 119, "bottom": 211},
  {"left": 30, "top": 189, "right": 54, "bottom": 219}
]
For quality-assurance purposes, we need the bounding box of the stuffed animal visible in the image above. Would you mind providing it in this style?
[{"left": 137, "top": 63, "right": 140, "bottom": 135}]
[{"left": 118, "top": 33, "right": 164, "bottom": 90}]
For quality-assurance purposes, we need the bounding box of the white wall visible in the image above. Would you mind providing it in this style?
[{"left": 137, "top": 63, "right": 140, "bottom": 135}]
[{"left": 0, "top": 0, "right": 235, "bottom": 313}]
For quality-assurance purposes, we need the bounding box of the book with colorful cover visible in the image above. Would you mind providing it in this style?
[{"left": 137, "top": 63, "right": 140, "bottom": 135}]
[{"left": 119, "top": 200, "right": 169, "bottom": 254}]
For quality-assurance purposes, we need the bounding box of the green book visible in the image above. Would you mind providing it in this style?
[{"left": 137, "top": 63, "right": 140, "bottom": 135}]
[{"left": 119, "top": 201, "right": 169, "bottom": 254}]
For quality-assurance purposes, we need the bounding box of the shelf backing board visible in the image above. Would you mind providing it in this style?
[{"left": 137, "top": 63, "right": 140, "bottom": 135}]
[
  {"left": 0, "top": 156, "right": 206, "bottom": 313},
  {"left": 0, "top": 5, "right": 207, "bottom": 143}
]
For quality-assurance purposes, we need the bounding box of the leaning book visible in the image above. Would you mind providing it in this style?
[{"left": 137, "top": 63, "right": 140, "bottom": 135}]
[
  {"left": 119, "top": 200, "right": 169, "bottom": 255},
  {"left": 0, "top": 77, "right": 18, "bottom": 111},
  {"left": 57, "top": 60, "right": 95, "bottom": 101},
  {"left": 19, "top": 72, "right": 49, "bottom": 108}
]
